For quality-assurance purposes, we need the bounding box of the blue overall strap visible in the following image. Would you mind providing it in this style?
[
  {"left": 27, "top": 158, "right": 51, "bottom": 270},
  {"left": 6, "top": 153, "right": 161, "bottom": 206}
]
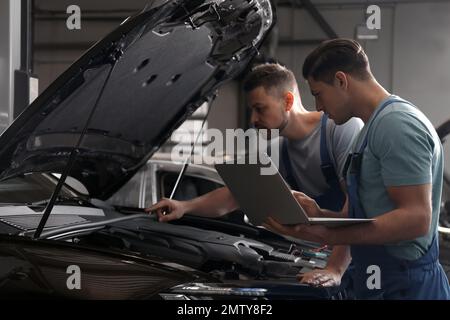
[
  {"left": 314, "top": 113, "right": 346, "bottom": 211},
  {"left": 281, "top": 140, "right": 299, "bottom": 190},
  {"left": 347, "top": 98, "right": 415, "bottom": 219},
  {"left": 356, "top": 99, "right": 415, "bottom": 154},
  {"left": 319, "top": 114, "right": 340, "bottom": 185}
]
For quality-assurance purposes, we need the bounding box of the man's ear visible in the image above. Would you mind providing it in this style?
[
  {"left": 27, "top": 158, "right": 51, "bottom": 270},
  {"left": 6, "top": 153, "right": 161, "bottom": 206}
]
[
  {"left": 335, "top": 71, "right": 348, "bottom": 90},
  {"left": 284, "top": 91, "right": 294, "bottom": 112}
]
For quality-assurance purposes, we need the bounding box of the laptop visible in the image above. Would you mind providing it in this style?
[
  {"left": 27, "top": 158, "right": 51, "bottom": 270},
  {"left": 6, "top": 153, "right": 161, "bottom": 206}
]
[{"left": 214, "top": 155, "right": 375, "bottom": 227}]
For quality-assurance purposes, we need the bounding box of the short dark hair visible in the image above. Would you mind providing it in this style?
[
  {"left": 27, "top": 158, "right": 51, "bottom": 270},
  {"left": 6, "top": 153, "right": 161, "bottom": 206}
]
[
  {"left": 243, "top": 63, "right": 298, "bottom": 97},
  {"left": 302, "top": 38, "right": 371, "bottom": 84}
]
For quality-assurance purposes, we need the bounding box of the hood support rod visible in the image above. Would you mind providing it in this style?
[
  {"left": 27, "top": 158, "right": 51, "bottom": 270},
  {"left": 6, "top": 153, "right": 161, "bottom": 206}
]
[
  {"left": 168, "top": 94, "right": 215, "bottom": 200},
  {"left": 33, "top": 47, "right": 122, "bottom": 239}
]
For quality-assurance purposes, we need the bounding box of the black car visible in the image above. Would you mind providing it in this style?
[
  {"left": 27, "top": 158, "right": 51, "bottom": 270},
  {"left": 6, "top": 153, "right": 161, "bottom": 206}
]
[
  {"left": 437, "top": 119, "right": 450, "bottom": 278},
  {"left": 0, "top": 0, "right": 346, "bottom": 300}
]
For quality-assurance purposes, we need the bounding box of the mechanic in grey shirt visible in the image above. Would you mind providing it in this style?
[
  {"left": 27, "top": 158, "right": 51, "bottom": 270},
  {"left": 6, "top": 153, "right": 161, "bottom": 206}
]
[
  {"left": 147, "top": 63, "right": 363, "bottom": 287},
  {"left": 279, "top": 114, "right": 361, "bottom": 210}
]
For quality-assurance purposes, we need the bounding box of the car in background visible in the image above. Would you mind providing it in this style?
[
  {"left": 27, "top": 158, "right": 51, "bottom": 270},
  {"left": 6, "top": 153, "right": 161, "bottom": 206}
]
[{"left": 437, "top": 119, "right": 450, "bottom": 277}]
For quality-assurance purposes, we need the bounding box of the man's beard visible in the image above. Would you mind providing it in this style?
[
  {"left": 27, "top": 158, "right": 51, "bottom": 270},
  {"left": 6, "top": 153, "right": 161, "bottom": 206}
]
[{"left": 257, "top": 117, "right": 288, "bottom": 140}]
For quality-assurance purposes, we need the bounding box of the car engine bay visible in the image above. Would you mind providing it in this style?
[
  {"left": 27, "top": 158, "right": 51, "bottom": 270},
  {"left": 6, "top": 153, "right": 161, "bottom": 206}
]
[{"left": 74, "top": 213, "right": 328, "bottom": 282}]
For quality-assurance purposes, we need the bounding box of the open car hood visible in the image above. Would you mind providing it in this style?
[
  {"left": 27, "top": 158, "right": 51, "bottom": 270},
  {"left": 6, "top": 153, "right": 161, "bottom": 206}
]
[{"left": 0, "top": 0, "right": 275, "bottom": 200}]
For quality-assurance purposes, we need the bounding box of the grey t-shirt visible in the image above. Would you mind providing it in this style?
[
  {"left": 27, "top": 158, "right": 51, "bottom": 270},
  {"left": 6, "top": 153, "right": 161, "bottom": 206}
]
[{"left": 278, "top": 115, "right": 363, "bottom": 198}]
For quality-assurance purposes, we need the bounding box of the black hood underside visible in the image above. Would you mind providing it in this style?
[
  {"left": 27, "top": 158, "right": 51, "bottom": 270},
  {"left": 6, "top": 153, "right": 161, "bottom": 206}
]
[{"left": 0, "top": 0, "right": 275, "bottom": 199}]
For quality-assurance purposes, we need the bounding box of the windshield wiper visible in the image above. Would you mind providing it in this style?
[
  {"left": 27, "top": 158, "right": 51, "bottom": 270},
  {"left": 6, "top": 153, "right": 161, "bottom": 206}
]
[
  {"left": 33, "top": 43, "right": 124, "bottom": 239},
  {"left": 0, "top": 196, "right": 92, "bottom": 208},
  {"left": 29, "top": 195, "right": 92, "bottom": 207},
  {"left": 30, "top": 213, "right": 156, "bottom": 240}
]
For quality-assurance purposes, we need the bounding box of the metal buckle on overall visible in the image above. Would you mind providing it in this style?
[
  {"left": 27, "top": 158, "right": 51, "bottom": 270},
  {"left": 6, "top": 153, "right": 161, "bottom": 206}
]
[
  {"left": 320, "top": 163, "right": 336, "bottom": 183},
  {"left": 349, "top": 153, "right": 363, "bottom": 174}
]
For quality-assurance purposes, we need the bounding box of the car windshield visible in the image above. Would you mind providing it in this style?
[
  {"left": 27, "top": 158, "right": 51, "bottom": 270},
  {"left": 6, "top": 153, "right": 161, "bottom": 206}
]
[{"left": 0, "top": 173, "right": 79, "bottom": 205}]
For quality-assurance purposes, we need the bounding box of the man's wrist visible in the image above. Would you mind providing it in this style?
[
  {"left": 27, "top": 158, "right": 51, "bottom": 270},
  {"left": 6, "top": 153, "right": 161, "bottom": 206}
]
[
  {"left": 185, "top": 199, "right": 197, "bottom": 214},
  {"left": 324, "top": 264, "right": 344, "bottom": 277}
]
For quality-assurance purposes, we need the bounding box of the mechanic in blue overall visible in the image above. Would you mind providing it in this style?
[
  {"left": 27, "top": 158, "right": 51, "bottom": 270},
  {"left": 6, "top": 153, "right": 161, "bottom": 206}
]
[
  {"left": 265, "top": 39, "right": 450, "bottom": 299},
  {"left": 147, "top": 63, "right": 363, "bottom": 287}
]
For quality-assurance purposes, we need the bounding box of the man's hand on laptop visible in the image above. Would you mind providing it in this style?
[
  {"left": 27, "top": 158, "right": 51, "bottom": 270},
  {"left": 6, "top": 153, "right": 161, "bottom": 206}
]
[
  {"left": 291, "top": 191, "right": 323, "bottom": 218},
  {"left": 145, "top": 198, "right": 187, "bottom": 222}
]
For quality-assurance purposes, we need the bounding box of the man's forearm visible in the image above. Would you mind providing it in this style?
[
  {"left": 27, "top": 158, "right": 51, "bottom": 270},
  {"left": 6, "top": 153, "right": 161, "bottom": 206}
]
[
  {"left": 185, "top": 187, "right": 239, "bottom": 218},
  {"left": 326, "top": 245, "right": 351, "bottom": 276},
  {"left": 329, "top": 207, "right": 430, "bottom": 245}
]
